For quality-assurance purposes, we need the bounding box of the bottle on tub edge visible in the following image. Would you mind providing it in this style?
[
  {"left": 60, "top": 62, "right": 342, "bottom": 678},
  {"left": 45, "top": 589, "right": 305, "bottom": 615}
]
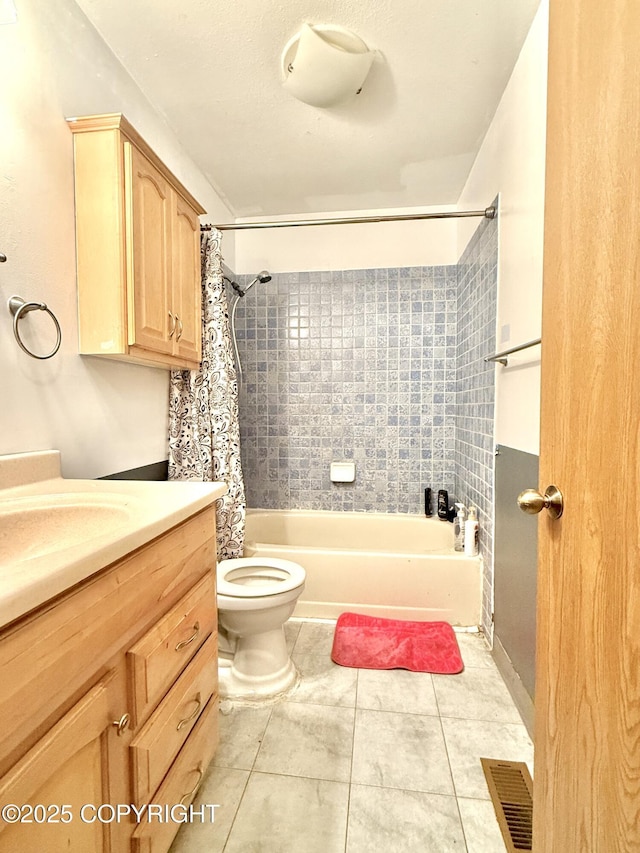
[
  {"left": 437, "top": 489, "right": 449, "bottom": 520},
  {"left": 454, "top": 503, "right": 466, "bottom": 551},
  {"left": 464, "top": 506, "right": 479, "bottom": 556}
]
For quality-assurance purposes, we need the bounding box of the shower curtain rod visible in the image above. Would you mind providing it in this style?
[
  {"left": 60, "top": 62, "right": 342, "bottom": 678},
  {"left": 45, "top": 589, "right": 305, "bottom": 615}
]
[{"left": 200, "top": 206, "right": 496, "bottom": 232}]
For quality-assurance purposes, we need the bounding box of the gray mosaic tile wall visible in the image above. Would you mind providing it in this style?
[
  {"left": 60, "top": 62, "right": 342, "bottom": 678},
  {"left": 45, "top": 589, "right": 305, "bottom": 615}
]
[
  {"left": 228, "top": 219, "right": 497, "bottom": 633},
  {"left": 231, "top": 267, "right": 459, "bottom": 513},
  {"left": 454, "top": 213, "right": 498, "bottom": 637}
]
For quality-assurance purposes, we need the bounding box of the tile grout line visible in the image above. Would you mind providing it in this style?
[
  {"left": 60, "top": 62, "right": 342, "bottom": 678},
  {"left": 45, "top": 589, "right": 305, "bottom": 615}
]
[
  {"left": 221, "top": 703, "right": 275, "bottom": 851},
  {"left": 220, "top": 769, "right": 252, "bottom": 853},
  {"left": 433, "top": 673, "right": 471, "bottom": 852},
  {"left": 343, "top": 667, "right": 362, "bottom": 853}
]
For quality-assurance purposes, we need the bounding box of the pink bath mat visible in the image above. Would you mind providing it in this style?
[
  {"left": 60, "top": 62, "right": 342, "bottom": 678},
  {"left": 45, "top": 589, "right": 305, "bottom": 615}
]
[{"left": 331, "top": 612, "right": 464, "bottom": 674}]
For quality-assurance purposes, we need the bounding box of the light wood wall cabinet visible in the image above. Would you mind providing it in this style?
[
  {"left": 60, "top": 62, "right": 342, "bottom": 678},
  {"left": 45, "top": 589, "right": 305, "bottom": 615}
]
[
  {"left": 68, "top": 114, "right": 205, "bottom": 370},
  {"left": 0, "top": 507, "right": 219, "bottom": 853}
]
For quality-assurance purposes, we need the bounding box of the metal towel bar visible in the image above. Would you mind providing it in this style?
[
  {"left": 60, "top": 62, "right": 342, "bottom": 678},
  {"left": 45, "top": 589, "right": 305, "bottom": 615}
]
[{"left": 484, "top": 338, "right": 541, "bottom": 366}]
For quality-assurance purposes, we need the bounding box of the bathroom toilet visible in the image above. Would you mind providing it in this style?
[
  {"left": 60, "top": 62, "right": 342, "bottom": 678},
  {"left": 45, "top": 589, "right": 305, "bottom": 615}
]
[{"left": 216, "top": 556, "right": 306, "bottom": 699}]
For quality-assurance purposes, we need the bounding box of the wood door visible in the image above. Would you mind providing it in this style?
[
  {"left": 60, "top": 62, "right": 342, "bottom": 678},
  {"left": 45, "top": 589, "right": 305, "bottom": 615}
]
[
  {"left": 172, "top": 192, "right": 202, "bottom": 365},
  {"left": 534, "top": 0, "right": 640, "bottom": 849},
  {"left": 0, "top": 672, "right": 130, "bottom": 853},
  {"left": 126, "top": 143, "right": 174, "bottom": 356}
]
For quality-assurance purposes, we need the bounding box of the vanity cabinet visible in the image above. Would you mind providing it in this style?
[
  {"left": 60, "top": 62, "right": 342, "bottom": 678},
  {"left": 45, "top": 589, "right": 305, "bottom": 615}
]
[
  {"left": 0, "top": 506, "right": 219, "bottom": 853},
  {"left": 68, "top": 113, "right": 205, "bottom": 370},
  {"left": 0, "top": 670, "right": 130, "bottom": 853}
]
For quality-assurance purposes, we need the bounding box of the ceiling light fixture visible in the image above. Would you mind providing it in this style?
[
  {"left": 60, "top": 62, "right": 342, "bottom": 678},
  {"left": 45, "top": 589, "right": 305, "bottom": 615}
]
[{"left": 281, "top": 23, "right": 375, "bottom": 108}]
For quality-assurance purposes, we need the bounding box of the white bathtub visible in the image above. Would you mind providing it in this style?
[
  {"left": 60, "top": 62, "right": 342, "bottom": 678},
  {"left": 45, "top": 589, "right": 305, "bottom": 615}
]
[{"left": 244, "top": 509, "right": 482, "bottom": 626}]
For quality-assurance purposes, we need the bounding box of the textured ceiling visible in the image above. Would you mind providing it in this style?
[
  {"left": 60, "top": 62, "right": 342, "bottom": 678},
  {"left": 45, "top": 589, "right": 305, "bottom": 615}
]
[{"left": 74, "top": 0, "right": 541, "bottom": 217}]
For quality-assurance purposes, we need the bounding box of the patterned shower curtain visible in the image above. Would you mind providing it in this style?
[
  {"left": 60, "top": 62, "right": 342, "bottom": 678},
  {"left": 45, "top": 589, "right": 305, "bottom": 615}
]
[{"left": 168, "top": 228, "right": 246, "bottom": 560}]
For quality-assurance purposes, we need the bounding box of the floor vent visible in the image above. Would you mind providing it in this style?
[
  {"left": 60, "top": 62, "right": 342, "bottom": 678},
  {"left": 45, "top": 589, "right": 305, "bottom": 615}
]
[{"left": 480, "top": 758, "right": 533, "bottom": 852}]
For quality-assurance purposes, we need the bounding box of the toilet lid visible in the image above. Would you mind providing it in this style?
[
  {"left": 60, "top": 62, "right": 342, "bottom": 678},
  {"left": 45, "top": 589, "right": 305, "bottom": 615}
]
[{"left": 217, "top": 557, "right": 306, "bottom": 598}]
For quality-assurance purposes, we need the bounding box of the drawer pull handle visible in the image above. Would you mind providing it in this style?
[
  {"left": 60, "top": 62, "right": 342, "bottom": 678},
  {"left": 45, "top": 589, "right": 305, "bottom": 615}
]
[
  {"left": 176, "top": 693, "right": 202, "bottom": 731},
  {"left": 113, "top": 713, "right": 130, "bottom": 736},
  {"left": 179, "top": 764, "right": 204, "bottom": 806},
  {"left": 175, "top": 621, "right": 200, "bottom": 651}
]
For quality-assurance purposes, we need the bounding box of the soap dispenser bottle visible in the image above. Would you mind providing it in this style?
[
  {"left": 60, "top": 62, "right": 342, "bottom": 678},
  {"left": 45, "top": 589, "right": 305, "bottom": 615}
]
[
  {"left": 464, "top": 506, "right": 479, "bottom": 556},
  {"left": 454, "top": 503, "right": 466, "bottom": 552}
]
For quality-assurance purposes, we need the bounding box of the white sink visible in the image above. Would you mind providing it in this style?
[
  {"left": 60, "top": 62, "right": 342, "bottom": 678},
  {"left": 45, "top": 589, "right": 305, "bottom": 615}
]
[
  {"left": 0, "top": 449, "right": 227, "bottom": 629},
  {"left": 0, "top": 493, "right": 134, "bottom": 563}
]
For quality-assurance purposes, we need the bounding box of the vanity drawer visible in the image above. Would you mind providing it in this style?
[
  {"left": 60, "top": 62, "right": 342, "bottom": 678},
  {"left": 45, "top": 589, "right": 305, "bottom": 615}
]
[
  {"left": 130, "top": 633, "right": 217, "bottom": 805},
  {"left": 127, "top": 573, "right": 216, "bottom": 725},
  {"left": 131, "top": 695, "right": 219, "bottom": 853}
]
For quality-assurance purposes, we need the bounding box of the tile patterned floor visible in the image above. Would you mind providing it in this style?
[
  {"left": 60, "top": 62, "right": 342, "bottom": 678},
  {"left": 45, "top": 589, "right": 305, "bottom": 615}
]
[{"left": 169, "top": 620, "right": 533, "bottom": 853}]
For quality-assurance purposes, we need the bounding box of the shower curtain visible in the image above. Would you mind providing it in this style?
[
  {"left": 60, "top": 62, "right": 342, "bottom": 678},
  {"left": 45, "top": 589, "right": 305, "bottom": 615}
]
[{"left": 168, "top": 228, "right": 246, "bottom": 559}]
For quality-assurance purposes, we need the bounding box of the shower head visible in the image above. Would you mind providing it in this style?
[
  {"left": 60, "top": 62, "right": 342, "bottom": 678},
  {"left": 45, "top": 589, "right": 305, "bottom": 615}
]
[
  {"left": 241, "top": 269, "right": 272, "bottom": 295},
  {"left": 229, "top": 270, "right": 273, "bottom": 391},
  {"left": 226, "top": 270, "right": 272, "bottom": 299}
]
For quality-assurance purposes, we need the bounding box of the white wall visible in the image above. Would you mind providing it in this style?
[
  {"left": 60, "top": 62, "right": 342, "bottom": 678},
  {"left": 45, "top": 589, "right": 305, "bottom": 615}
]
[
  {"left": 0, "top": 0, "right": 233, "bottom": 478},
  {"left": 233, "top": 0, "right": 547, "bottom": 453},
  {"left": 457, "top": 0, "right": 548, "bottom": 456},
  {"left": 0, "top": 0, "right": 547, "bottom": 477},
  {"left": 234, "top": 205, "right": 460, "bottom": 273}
]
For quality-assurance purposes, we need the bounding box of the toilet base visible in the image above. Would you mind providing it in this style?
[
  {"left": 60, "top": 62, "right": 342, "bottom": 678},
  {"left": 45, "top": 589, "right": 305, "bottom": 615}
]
[
  {"left": 218, "top": 656, "right": 299, "bottom": 700},
  {"left": 216, "top": 618, "right": 300, "bottom": 701}
]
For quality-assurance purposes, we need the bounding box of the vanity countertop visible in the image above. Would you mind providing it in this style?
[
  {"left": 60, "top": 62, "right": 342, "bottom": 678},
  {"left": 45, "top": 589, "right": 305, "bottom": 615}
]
[{"left": 0, "top": 450, "right": 225, "bottom": 629}]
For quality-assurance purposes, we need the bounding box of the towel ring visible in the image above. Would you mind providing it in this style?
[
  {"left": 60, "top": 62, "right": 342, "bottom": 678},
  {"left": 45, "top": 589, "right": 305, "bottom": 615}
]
[{"left": 8, "top": 295, "right": 62, "bottom": 360}]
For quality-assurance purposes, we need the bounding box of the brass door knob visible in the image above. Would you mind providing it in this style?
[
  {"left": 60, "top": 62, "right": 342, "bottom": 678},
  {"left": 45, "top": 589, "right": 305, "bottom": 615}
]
[{"left": 517, "top": 485, "right": 564, "bottom": 519}]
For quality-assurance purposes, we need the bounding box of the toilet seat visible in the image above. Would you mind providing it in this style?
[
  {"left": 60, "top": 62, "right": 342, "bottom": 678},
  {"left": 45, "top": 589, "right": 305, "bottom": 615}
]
[{"left": 217, "top": 557, "right": 306, "bottom": 599}]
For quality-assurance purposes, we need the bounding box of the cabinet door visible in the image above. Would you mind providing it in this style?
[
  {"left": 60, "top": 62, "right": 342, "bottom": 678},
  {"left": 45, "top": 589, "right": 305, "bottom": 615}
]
[
  {"left": 172, "top": 193, "right": 202, "bottom": 365},
  {"left": 0, "top": 672, "right": 130, "bottom": 853},
  {"left": 126, "top": 143, "right": 174, "bottom": 356}
]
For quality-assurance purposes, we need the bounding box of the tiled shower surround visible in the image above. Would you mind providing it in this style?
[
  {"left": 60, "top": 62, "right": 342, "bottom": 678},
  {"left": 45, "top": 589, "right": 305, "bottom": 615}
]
[
  {"left": 454, "top": 215, "right": 498, "bottom": 635},
  {"left": 234, "top": 267, "right": 458, "bottom": 514},
  {"left": 232, "top": 216, "right": 497, "bottom": 633}
]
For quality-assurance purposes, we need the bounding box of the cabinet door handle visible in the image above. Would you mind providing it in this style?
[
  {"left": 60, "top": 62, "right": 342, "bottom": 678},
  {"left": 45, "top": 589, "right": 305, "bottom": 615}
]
[
  {"left": 168, "top": 311, "right": 176, "bottom": 338},
  {"left": 175, "top": 621, "right": 200, "bottom": 651},
  {"left": 113, "top": 713, "right": 131, "bottom": 736},
  {"left": 179, "top": 764, "right": 204, "bottom": 806},
  {"left": 176, "top": 315, "right": 184, "bottom": 341},
  {"left": 176, "top": 692, "right": 202, "bottom": 731}
]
